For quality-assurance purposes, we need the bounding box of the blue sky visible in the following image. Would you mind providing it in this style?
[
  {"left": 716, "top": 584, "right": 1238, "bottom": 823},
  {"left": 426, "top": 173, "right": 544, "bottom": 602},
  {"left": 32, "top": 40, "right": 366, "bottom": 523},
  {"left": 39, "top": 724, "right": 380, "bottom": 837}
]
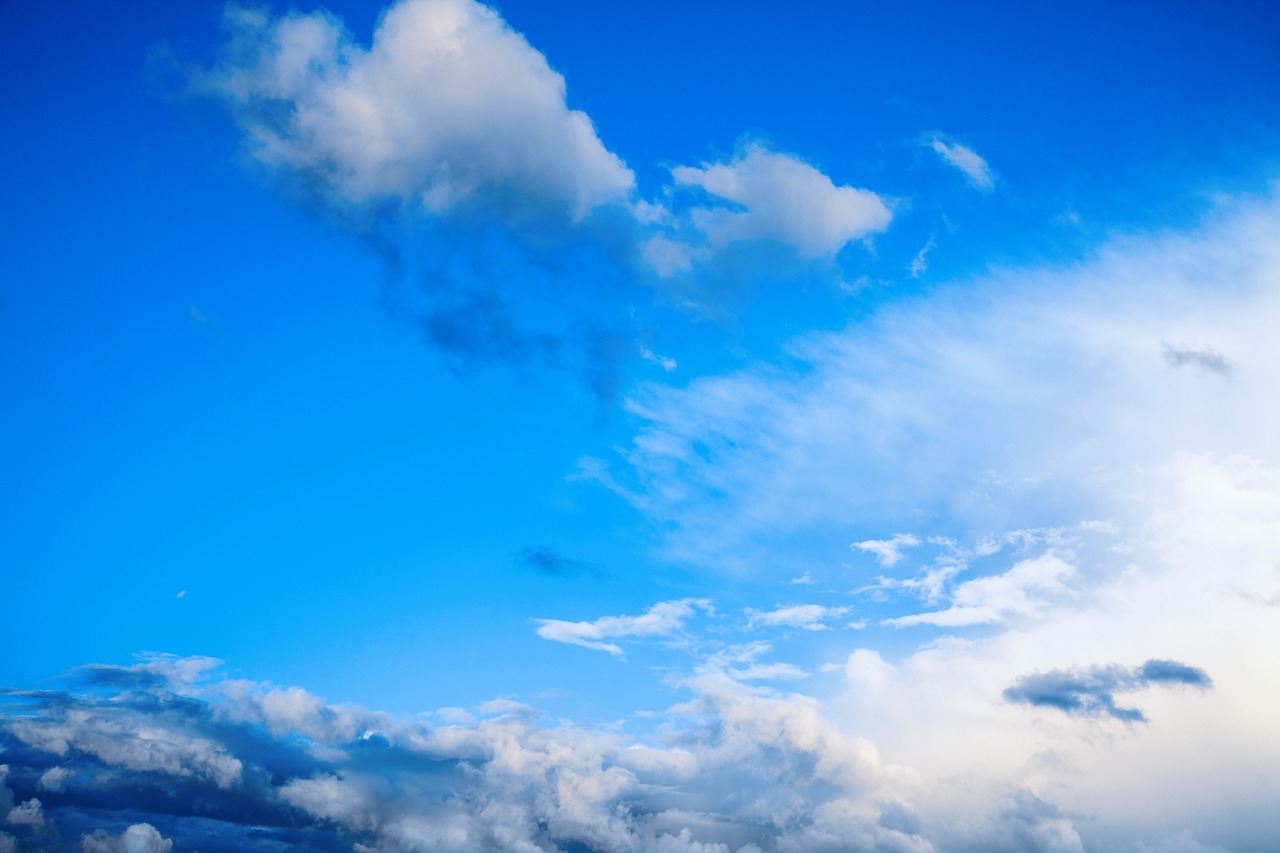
[{"left": 1, "top": 1, "right": 1278, "bottom": 851}]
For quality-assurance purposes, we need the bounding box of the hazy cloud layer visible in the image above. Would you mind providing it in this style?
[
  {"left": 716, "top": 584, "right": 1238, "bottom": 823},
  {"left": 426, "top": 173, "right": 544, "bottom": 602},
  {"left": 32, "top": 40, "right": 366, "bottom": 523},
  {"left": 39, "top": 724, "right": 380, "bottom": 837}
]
[{"left": 608, "top": 191, "right": 1280, "bottom": 571}]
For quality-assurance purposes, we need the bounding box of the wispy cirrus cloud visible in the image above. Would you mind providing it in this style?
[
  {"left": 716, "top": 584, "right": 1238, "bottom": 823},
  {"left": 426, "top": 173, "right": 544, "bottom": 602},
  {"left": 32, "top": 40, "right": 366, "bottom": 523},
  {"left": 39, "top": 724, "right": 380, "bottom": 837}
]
[
  {"left": 744, "top": 603, "right": 852, "bottom": 631},
  {"left": 928, "top": 135, "right": 994, "bottom": 189},
  {"left": 532, "top": 598, "right": 711, "bottom": 656}
]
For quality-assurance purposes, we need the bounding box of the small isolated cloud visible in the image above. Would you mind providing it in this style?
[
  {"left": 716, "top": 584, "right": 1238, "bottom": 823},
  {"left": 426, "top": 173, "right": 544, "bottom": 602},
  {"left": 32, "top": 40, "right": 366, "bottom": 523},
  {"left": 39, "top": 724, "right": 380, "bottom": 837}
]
[
  {"left": 744, "top": 603, "right": 852, "bottom": 631},
  {"left": 517, "top": 545, "right": 602, "bottom": 577},
  {"left": 929, "top": 136, "right": 994, "bottom": 190},
  {"left": 909, "top": 235, "right": 935, "bottom": 278},
  {"left": 82, "top": 823, "right": 174, "bottom": 853},
  {"left": 1162, "top": 343, "right": 1234, "bottom": 375},
  {"left": 36, "top": 767, "right": 70, "bottom": 793},
  {"left": 658, "top": 143, "right": 892, "bottom": 265},
  {"left": 205, "top": 0, "right": 633, "bottom": 220},
  {"left": 533, "top": 598, "right": 711, "bottom": 656},
  {"left": 4, "top": 798, "right": 43, "bottom": 827},
  {"left": 1003, "top": 658, "right": 1212, "bottom": 722},
  {"left": 853, "top": 533, "right": 920, "bottom": 568}
]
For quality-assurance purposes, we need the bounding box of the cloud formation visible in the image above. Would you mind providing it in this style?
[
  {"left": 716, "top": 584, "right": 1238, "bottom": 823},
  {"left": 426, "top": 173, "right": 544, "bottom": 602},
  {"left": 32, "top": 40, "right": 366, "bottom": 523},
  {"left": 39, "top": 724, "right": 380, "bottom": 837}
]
[
  {"left": 207, "top": 0, "right": 633, "bottom": 220},
  {"left": 609, "top": 190, "right": 1280, "bottom": 570},
  {"left": 1003, "top": 659, "right": 1212, "bottom": 722},
  {"left": 533, "top": 598, "right": 711, "bottom": 656},
  {"left": 654, "top": 144, "right": 893, "bottom": 268},
  {"left": 928, "top": 137, "right": 994, "bottom": 189},
  {"left": 744, "top": 604, "right": 852, "bottom": 631},
  {"left": 198, "top": 1, "right": 898, "bottom": 389}
]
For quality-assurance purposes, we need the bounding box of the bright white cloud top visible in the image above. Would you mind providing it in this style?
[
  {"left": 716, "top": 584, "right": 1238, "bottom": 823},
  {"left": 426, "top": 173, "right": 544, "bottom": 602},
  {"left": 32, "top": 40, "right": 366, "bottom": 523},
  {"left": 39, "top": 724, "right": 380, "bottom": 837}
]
[
  {"left": 209, "top": 0, "right": 634, "bottom": 218},
  {"left": 1, "top": 0, "right": 1278, "bottom": 850}
]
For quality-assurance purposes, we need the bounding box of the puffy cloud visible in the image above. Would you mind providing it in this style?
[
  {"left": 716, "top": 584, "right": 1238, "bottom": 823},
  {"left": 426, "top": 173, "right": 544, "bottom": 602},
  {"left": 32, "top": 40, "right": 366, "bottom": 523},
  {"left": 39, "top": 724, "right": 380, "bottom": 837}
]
[
  {"left": 645, "top": 144, "right": 892, "bottom": 279},
  {"left": 37, "top": 766, "right": 71, "bottom": 793},
  {"left": 928, "top": 136, "right": 994, "bottom": 190},
  {"left": 1003, "top": 659, "right": 1212, "bottom": 722},
  {"left": 4, "top": 705, "right": 242, "bottom": 789},
  {"left": 206, "top": 0, "right": 632, "bottom": 220},
  {"left": 82, "top": 823, "right": 174, "bottom": 853},
  {"left": 4, "top": 798, "right": 42, "bottom": 828},
  {"left": 533, "top": 598, "right": 711, "bottom": 656}
]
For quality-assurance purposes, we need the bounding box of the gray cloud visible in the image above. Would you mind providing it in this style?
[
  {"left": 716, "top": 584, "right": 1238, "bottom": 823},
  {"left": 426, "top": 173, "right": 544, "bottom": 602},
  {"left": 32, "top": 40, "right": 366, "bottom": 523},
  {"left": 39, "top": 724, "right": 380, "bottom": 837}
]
[
  {"left": 1161, "top": 343, "right": 1234, "bottom": 375},
  {"left": 1003, "top": 658, "right": 1211, "bottom": 722},
  {"left": 517, "top": 546, "right": 603, "bottom": 578},
  {"left": 0, "top": 655, "right": 938, "bottom": 852}
]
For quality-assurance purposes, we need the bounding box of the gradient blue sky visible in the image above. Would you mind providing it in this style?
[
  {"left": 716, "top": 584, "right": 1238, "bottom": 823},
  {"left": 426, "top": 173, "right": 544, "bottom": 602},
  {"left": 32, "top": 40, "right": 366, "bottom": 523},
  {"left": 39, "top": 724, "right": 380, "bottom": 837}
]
[{"left": 2, "top": 1, "right": 1278, "bottom": 851}]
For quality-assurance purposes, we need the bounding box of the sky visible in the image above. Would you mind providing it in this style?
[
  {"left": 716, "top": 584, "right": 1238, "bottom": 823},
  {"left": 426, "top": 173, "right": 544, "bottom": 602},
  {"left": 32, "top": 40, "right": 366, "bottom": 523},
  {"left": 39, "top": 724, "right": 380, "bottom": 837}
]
[{"left": 1, "top": 0, "right": 1278, "bottom": 850}]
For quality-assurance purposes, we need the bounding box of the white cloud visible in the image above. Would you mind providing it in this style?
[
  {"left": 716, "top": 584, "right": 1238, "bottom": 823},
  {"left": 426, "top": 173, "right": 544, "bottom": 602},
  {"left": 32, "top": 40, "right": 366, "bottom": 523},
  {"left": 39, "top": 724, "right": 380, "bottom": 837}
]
[
  {"left": 908, "top": 235, "right": 935, "bottom": 277},
  {"left": 82, "top": 823, "right": 175, "bottom": 853},
  {"left": 534, "top": 598, "right": 711, "bottom": 656},
  {"left": 853, "top": 533, "right": 921, "bottom": 568},
  {"left": 36, "top": 766, "right": 69, "bottom": 792},
  {"left": 929, "top": 136, "right": 994, "bottom": 189},
  {"left": 6, "top": 707, "right": 243, "bottom": 788},
  {"left": 4, "top": 798, "right": 41, "bottom": 828},
  {"left": 207, "top": 0, "right": 633, "bottom": 220},
  {"left": 612, "top": 190, "right": 1280, "bottom": 571},
  {"left": 744, "top": 604, "right": 851, "bottom": 631},
  {"left": 885, "top": 553, "right": 1076, "bottom": 627},
  {"left": 643, "top": 144, "right": 892, "bottom": 278}
]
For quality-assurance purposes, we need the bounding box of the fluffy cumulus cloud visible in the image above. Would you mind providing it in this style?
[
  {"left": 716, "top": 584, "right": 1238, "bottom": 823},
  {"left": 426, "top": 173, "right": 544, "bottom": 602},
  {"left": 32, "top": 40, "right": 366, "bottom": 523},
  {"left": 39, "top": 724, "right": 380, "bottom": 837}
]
[
  {"left": 82, "top": 824, "right": 174, "bottom": 853},
  {"left": 658, "top": 144, "right": 892, "bottom": 263},
  {"left": 206, "top": 0, "right": 632, "bottom": 220},
  {"left": 0, "top": 655, "right": 938, "bottom": 852}
]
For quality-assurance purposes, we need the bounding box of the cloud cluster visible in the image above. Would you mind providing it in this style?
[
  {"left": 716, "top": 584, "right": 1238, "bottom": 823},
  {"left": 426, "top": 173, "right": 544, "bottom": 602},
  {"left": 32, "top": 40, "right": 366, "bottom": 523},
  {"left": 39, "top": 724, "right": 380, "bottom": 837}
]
[
  {"left": 0, "top": 655, "right": 941, "bottom": 853},
  {"left": 198, "top": 0, "right": 897, "bottom": 386}
]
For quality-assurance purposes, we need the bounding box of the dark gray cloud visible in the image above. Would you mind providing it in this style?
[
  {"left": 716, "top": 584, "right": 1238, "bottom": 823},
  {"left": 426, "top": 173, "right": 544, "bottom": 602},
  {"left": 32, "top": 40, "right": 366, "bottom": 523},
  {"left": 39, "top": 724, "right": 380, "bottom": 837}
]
[{"left": 1003, "top": 658, "right": 1211, "bottom": 722}]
